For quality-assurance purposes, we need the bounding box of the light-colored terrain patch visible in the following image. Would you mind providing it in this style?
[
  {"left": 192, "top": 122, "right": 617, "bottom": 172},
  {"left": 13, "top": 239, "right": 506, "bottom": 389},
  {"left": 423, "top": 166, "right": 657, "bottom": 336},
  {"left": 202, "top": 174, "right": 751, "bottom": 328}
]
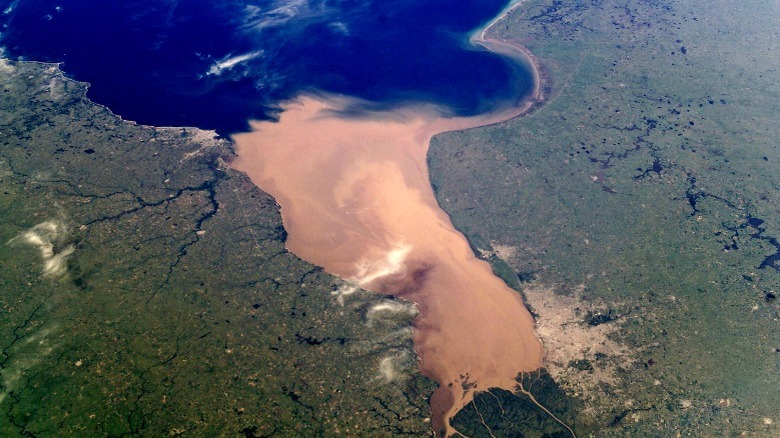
[
  {"left": 521, "top": 281, "right": 637, "bottom": 428},
  {"left": 524, "top": 283, "right": 630, "bottom": 387},
  {"left": 178, "top": 128, "right": 227, "bottom": 162},
  {"left": 483, "top": 241, "right": 519, "bottom": 263}
]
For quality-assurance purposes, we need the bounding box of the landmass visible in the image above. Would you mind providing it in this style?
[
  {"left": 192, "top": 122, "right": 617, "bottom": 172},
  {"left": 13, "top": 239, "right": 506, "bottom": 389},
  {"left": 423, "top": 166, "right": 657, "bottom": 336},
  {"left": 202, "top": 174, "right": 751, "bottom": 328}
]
[
  {"left": 431, "top": 0, "right": 779, "bottom": 435},
  {"left": 1, "top": 0, "right": 778, "bottom": 435},
  {"left": 0, "top": 60, "right": 434, "bottom": 436}
]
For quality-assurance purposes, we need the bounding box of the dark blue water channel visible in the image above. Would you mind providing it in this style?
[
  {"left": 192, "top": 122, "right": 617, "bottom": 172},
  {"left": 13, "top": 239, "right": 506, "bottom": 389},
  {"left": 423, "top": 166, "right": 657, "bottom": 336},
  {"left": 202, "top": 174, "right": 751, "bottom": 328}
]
[{"left": 1, "top": 0, "right": 533, "bottom": 134}]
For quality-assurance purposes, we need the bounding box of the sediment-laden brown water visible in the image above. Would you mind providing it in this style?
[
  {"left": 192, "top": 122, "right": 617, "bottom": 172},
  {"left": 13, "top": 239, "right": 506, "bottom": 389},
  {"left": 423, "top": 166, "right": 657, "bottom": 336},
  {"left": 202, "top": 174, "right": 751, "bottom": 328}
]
[{"left": 231, "top": 91, "right": 543, "bottom": 435}]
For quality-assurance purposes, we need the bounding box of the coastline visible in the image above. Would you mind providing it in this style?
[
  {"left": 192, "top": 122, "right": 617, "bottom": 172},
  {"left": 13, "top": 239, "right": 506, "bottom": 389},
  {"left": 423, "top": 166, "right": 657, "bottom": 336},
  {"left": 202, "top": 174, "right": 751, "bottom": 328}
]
[
  {"left": 231, "top": 96, "right": 546, "bottom": 438},
  {"left": 0, "top": 58, "right": 230, "bottom": 162},
  {"left": 4, "top": 1, "right": 553, "bottom": 435},
  {"left": 5, "top": 0, "right": 779, "bottom": 434},
  {"left": 472, "top": 0, "right": 546, "bottom": 123},
  {"left": 228, "top": 3, "right": 551, "bottom": 436},
  {"left": 229, "top": 1, "right": 552, "bottom": 436}
]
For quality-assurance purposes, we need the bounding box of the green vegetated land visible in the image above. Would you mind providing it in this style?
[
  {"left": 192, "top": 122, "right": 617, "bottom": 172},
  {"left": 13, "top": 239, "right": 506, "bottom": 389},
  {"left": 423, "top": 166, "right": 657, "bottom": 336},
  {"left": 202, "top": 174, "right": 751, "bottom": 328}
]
[
  {"left": 430, "top": 0, "right": 779, "bottom": 435},
  {"left": 0, "top": 61, "right": 435, "bottom": 436},
  {"left": 1, "top": 0, "right": 779, "bottom": 436}
]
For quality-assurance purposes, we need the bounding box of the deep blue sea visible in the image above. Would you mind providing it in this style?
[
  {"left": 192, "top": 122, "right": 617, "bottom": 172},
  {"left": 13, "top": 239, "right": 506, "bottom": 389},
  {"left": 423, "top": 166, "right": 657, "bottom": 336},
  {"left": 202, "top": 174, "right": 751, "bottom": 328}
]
[{"left": 1, "top": 0, "right": 533, "bottom": 134}]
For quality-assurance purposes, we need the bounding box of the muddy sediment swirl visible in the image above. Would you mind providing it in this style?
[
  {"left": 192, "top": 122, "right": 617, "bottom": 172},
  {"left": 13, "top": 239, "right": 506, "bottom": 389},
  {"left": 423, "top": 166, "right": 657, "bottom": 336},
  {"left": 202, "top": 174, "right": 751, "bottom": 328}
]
[
  {"left": 231, "top": 84, "right": 544, "bottom": 435},
  {"left": 231, "top": 3, "right": 545, "bottom": 435}
]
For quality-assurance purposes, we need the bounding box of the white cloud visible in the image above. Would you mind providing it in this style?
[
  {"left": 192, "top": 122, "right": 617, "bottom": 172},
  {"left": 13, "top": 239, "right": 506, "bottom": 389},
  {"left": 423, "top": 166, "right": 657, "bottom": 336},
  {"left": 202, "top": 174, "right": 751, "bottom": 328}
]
[
  {"left": 328, "top": 21, "right": 350, "bottom": 36},
  {"left": 331, "top": 243, "right": 412, "bottom": 305},
  {"left": 241, "top": 0, "right": 310, "bottom": 31},
  {"left": 239, "top": 0, "right": 356, "bottom": 34},
  {"left": 352, "top": 244, "right": 411, "bottom": 287},
  {"left": 366, "top": 300, "right": 416, "bottom": 326},
  {"left": 375, "top": 352, "right": 411, "bottom": 384},
  {"left": 8, "top": 220, "right": 74, "bottom": 279},
  {"left": 206, "top": 50, "right": 264, "bottom": 76},
  {"left": 0, "top": 324, "right": 59, "bottom": 405},
  {"left": 0, "top": 57, "right": 14, "bottom": 73},
  {"left": 3, "top": 0, "right": 20, "bottom": 15}
]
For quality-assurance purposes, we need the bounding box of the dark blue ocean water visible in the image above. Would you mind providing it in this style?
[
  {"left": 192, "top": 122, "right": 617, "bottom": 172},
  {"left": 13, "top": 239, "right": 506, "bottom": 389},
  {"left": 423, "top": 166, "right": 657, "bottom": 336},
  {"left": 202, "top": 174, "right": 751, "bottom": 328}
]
[{"left": 1, "top": 0, "right": 533, "bottom": 134}]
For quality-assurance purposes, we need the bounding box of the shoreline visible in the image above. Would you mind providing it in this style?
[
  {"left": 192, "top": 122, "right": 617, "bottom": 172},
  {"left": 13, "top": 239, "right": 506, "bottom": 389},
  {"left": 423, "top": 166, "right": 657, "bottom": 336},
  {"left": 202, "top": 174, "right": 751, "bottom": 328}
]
[
  {"left": 229, "top": 4, "right": 550, "bottom": 436},
  {"left": 0, "top": 59, "right": 230, "bottom": 150},
  {"left": 471, "top": 0, "right": 546, "bottom": 124},
  {"left": 231, "top": 96, "right": 546, "bottom": 438}
]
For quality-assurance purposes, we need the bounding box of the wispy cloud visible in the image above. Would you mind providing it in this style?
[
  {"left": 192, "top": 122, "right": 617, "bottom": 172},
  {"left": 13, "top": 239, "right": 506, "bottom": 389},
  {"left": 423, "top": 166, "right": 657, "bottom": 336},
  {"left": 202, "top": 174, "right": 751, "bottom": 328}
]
[
  {"left": 0, "top": 324, "right": 59, "bottom": 405},
  {"left": 328, "top": 21, "right": 349, "bottom": 36},
  {"left": 366, "top": 300, "right": 417, "bottom": 326},
  {"left": 241, "top": 0, "right": 310, "bottom": 31},
  {"left": 375, "top": 352, "right": 411, "bottom": 383},
  {"left": 206, "top": 50, "right": 264, "bottom": 76},
  {"left": 239, "top": 0, "right": 353, "bottom": 34},
  {"left": 3, "top": 0, "right": 20, "bottom": 15},
  {"left": 8, "top": 220, "right": 74, "bottom": 279},
  {"left": 353, "top": 244, "right": 411, "bottom": 287},
  {"left": 332, "top": 243, "right": 412, "bottom": 305}
]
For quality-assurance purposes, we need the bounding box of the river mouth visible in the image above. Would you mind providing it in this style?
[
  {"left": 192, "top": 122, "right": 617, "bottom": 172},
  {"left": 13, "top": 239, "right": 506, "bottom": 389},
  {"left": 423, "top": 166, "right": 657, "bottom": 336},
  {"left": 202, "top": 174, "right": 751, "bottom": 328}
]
[{"left": 230, "top": 93, "right": 543, "bottom": 436}]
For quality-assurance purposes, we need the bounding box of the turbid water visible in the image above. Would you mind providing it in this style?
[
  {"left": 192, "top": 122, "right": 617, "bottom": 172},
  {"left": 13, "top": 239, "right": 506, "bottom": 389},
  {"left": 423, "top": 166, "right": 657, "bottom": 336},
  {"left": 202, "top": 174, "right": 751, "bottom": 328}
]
[
  {"left": 1, "top": 0, "right": 546, "bottom": 434},
  {"left": 231, "top": 89, "right": 543, "bottom": 436},
  {"left": 230, "top": 5, "right": 545, "bottom": 434}
]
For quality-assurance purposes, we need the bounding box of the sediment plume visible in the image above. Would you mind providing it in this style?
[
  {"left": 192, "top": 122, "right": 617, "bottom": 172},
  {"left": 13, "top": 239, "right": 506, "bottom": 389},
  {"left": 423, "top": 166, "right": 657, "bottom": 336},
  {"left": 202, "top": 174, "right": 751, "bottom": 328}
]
[
  {"left": 231, "top": 91, "right": 543, "bottom": 435},
  {"left": 231, "top": 2, "right": 545, "bottom": 435}
]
